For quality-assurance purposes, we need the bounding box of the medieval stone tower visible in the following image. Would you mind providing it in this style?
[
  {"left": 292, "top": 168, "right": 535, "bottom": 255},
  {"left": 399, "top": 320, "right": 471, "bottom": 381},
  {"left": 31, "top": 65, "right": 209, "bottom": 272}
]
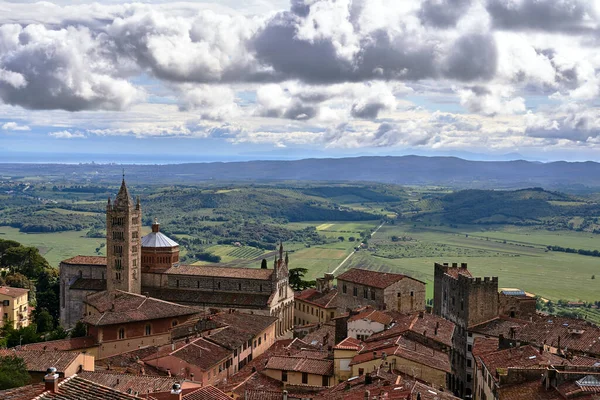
[{"left": 106, "top": 178, "right": 142, "bottom": 294}]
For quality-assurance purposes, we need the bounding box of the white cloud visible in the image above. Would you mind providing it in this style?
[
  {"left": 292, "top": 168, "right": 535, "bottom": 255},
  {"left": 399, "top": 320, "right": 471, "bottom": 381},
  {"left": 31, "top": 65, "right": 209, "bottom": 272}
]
[
  {"left": 2, "top": 121, "right": 29, "bottom": 131},
  {"left": 49, "top": 130, "right": 85, "bottom": 139}
]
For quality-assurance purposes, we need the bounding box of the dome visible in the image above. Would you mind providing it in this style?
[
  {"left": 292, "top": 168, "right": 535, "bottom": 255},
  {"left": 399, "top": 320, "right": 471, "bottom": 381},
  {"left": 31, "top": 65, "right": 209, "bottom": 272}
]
[{"left": 141, "top": 219, "right": 179, "bottom": 248}]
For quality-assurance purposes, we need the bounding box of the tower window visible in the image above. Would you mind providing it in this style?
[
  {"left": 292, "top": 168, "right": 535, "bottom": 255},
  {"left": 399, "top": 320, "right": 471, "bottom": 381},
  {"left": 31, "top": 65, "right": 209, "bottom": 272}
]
[{"left": 118, "top": 328, "right": 125, "bottom": 339}]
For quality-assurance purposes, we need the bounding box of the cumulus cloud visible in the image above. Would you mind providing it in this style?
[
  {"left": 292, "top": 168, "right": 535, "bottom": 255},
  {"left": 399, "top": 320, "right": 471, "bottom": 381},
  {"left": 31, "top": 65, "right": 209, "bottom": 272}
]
[
  {"left": 418, "top": 0, "right": 473, "bottom": 27},
  {"left": 49, "top": 130, "right": 85, "bottom": 138},
  {"left": 176, "top": 84, "right": 240, "bottom": 121},
  {"left": 458, "top": 85, "right": 526, "bottom": 116},
  {"left": 525, "top": 106, "right": 600, "bottom": 142},
  {"left": 2, "top": 121, "right": 30, "bottom": 131},
  {"left": 0, "top": 24, "right": 141, "bottom": 111}
]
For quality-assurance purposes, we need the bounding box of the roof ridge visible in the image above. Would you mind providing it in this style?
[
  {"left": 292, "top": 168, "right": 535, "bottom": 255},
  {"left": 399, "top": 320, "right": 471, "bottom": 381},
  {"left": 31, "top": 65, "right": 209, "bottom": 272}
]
[{"left": 74, "top": 376, "right": 143, "bottom": 399}]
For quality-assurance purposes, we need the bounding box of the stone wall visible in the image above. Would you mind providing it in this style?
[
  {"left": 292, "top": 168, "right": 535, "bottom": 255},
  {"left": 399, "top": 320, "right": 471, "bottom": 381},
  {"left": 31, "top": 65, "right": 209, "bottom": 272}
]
[
  {"left": 498, "top": 293, "right": 536, "bottom": 320},
  {"left": 60, "top": 262, "right": 107, "bottom": 328},
  {"left": 167, "top": 275, "right": 273, "bottom": 293}
]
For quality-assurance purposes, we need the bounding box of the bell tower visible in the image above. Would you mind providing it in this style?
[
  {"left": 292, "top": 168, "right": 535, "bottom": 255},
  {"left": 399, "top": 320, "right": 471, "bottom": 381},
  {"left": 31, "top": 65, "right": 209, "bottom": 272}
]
[{"left": 106, "top": 176, "right": 142, "bottom": 294}]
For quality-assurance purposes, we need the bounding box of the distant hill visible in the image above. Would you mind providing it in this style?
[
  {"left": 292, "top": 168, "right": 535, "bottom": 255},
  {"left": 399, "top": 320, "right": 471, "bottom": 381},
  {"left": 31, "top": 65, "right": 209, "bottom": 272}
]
[{"left": 2, "top": 156, "right": 600, "bottom": 189}]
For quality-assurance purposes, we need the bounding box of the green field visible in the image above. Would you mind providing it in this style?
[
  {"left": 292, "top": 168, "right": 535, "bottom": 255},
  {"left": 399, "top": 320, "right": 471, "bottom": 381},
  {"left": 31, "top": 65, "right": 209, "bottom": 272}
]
[
  {"left": 335, "top": 223, "right": 600, "bottom": 302},
  {"left": 0, "top": 226, "right": 105, "bottom": 267}
]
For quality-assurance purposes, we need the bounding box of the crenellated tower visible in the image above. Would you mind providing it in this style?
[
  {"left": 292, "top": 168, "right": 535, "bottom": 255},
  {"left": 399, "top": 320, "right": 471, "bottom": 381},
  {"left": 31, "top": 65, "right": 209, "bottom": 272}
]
[{"left": 106, "top": 178, "right": 142, "bottom": 294}]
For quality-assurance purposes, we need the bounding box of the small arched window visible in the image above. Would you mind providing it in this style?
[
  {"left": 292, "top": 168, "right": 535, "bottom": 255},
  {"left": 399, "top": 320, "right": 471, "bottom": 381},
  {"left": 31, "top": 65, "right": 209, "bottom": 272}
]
[
  {"left": 118, "top": 327, "right": 125, "bottom": 339},
  {"left": 145, "top": 324, "right": 151, "bottom": 336}
]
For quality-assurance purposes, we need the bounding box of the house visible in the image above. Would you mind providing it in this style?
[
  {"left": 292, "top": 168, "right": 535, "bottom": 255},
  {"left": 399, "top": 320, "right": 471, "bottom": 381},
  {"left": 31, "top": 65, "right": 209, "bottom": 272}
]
[
  {"left": 143, "top": 337, "right": 232, "bottom": 385},
  {"left": 0, "top": 349, "right": 94, "bottom": 382},
  {"left": 77, "top": 370, "right": 201, "bottom": 396},
  {"left": 0, "top": 286, "right": 30, "bottom": 329},
  {"left": 336, "top": 268, "right": 426, "bottom": 313},
  {"left": 349, "top": 336, "right": 451, "bottom": 390},
  {"left": 21, "top": 336, "right": 100, "bottom": 358},
  {"left": 333, "top": 337, "right": 362, "bottom": 382},
  {"left": 294, "top": 288, "right": 338, "bottom": 327},
  {"left": 347, "top": 307, "right": 394, "bottom": 340},
  {"left": 82, "top": 290, "right": 200, "bottom": 359},
  {"left": 263, "top": 354, "right": 334, "bottom": 387}
]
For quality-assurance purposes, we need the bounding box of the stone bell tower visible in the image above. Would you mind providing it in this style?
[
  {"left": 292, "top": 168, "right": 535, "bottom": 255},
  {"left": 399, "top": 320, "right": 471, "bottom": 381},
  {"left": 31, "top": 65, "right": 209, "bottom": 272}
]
[{"left": 106, "top": 176, "right": 142, "bottom": 294}]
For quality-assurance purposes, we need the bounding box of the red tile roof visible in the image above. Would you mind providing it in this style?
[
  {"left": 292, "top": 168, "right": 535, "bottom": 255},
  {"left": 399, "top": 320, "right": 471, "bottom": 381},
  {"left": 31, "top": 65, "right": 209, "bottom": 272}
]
[
  {"left": 411, "top": 382, "right": 460, "bottom": 400},
  {"left": 499, "top": 380, "right": 563, "bottom": 400},
  {"left": 0, "top": 382, "right": 46, "bottom": 400},
  {"left": 366, "top": 312, "right": 455, "bottom": 349},
  {"left": 61, "top": 256, "right": 107, "bottom": 266},
  {"left": 183, "top": 386, "right": 231, "bottom": 400},
  {"left": 295, "top": 288, "right": 338, "bottom": 308},
  {"left": 348, "top": 308, "right": 394, "bottom": 326},
  {"left": 165, "top": 264, "right": 273, "bottom": 280},
  {"left": 22, "top": 336, "right": 98, "bottom": 352},
  {"left": 334, "top": 337, "right": 363, "bottom": 351},
  {"left": 0, "top": 349, "right": 80, "bottom": 373},
  {"left": 0, "top": 286, "right": 29, "bottom": 297},
  {"left": 337, "top": 268, "right": 414, "bottom": 289},
  {"left": 479, "top": 345, "right": 570, "bottom": 383},
  {"left": 77, "top": 371, "right": 197, "bottom": 395},
  {"left": 144, "top": 337, "right": 230, "bottom": 372},
  {"left": 83, "top": 290, "right": 199, "bottom": 326},
  {"left": 265, "top": 356, "right": 333, "bottom": 376},
  {"left": 40, "top": 375, "right": 143, "bottom": 399},
  {"left": 444, "top": 267, "right": 472, "bottom": 279}
]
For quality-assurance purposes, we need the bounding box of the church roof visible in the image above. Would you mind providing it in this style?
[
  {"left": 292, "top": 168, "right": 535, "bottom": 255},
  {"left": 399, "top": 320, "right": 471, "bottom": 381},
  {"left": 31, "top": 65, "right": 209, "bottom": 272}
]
[
  {"left": 166, "top": 264, "right": 273, "bottom": 280},
  {"left": 141, "top": 232, "right": 179, "bottom": 248},
  {"left": 83, "top": 290, "right": 199, "bottom": 326},
  {"left": 114, "top": 178, "right": 132, "bottom": 206},
  {"left": 61, "top": 255, "right": 107, "bottom": 266}
]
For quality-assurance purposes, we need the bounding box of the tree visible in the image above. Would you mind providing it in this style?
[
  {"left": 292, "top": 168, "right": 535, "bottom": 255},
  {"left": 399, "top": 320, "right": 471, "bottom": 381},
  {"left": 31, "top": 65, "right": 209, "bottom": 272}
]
[
  {"left": 338, "top": 236, "right": 345, "bottom": 242},
  {"left": 4, "top": 324, "right": 41, "bottom": 348},
  {"left": 1, "top": 246, "right": 49, "bottom": 278},
  {"left": 289, "top": 267, "right": 313, "bottom": 291},
  {"left": 261, "top": 258, "right": 268, "bottom": 269},
  {"left": 47, "top": 326, "right": 68, "bottom": 341},
  {"left": 35, "top": 310, "right": 54, "bottom": 333},
  {"left": 0, "top": 355, "right": 30, "bottom": 390},
  {"left": 71, "top": 321, "right": 88, "bottom": 338},
  {"left": 348, "top": 237, "right": 356, "bottom": 242},
  {"left": 4, "top": 273, "right": 33, "bottom": 290}
]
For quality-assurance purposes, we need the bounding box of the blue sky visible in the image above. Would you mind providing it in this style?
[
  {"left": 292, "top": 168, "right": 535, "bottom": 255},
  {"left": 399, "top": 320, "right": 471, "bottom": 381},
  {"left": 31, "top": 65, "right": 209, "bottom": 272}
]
[{"left": 1, "top": 0, "right": 600, "bottom": 163}]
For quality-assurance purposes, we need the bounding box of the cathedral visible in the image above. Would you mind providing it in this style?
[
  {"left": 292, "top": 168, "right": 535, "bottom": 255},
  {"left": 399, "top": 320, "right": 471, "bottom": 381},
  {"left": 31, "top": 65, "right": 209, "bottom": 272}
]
[{"left": 59, "top": 179, "right": 295, "bottom": 337}]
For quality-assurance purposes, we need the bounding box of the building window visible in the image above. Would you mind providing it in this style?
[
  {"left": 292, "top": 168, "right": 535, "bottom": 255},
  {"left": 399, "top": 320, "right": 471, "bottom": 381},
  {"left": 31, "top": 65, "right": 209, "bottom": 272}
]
[
  {"left": 115, "top": 259, "right": 122, "bottom": 270},
  {"left": 116, "top": 272, "right": 121, "bottom": 280},
  {"left": 371, "top": 291, "right": 375, "bottom": 300},
  {"left": 330, "top": 312, "right": 334, "bottom": 319},
  {"left": 363, "top": 289, "right": 368, "bottom": 299},
  {"left": 264, "top": 333, "right": 266, "bottom": 341},
  {"left": 258, "top": 337, "right": 262, "bottom": 345},
  {"left": 176, "top": 280, "right": 179, "bottom": 288},
  {"left": 353, "top": 287, "right": 358, "bottom": 297},
  {"left": 197, "top": 281, "right": 200, "bottom": 288},
  {"left": 467, "top": 374, "right": 472, "bottom": 383},
  {"left": 467, "top": 359, "right": 472, "bottom": 368},
  {"left": 342, "top": 284, "right": 347, "bottom": 294},
  {"left": 302, "top": 372, "right": 308, "bottom": 384},
  {"left": 358, "top": 368, "right": 364, "bottom": 376},
  {"left": 260, "top": 284, "right": 262, "bottom": 292},
  {"left": 238, "top": 283, "right": 242, "bottom": 291},
  {"left": 218, "top": 282, "right": 221, "bottom": 290},
  {"left": 132, "top": 232, "right": 138, "bottom": 239},
  {"left": 172, "top": 320, "right": 178, "bottom": 327},
  {"left": 322, "top": 375, "right": 328, "bottom": 386},
  {"left": 118, "top": 327, "right": 125, "bottom": 339},
  {"left": 282, "top": 370, "right": 288, "bottom": 382},
  {"left": 145, "top": 324, "right": 151, "bottom": 336}
]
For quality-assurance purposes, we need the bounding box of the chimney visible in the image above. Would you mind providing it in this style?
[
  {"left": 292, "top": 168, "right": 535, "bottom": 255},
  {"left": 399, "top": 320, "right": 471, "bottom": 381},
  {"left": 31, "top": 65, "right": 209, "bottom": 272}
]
[
  {"left": 152, "top": 218, "right": 160, "bottom": 233},
  {"left": 170, "top": 383, "right": 182, "bottom": 400},
  {"left": 44, "top": 367, "right": 59, "bottom": 393},
  {"left": 283, "top": 390, "right": 288, "bottom": 400}
]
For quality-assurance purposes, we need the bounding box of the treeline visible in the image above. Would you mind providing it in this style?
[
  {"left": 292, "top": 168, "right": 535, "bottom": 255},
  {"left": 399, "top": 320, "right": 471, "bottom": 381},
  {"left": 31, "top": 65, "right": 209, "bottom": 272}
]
[
  {"left": 547, "top": 245, "right": 600, "bottom": 258},
  {"left": 0, "top": 206, "right": 103, "bottom": 233}
]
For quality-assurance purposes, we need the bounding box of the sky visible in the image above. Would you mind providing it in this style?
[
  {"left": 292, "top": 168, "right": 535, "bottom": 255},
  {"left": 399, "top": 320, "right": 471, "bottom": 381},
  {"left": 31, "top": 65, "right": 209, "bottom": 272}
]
[{"left": 1, "top": 0, "right": 600, "bottom": 163}]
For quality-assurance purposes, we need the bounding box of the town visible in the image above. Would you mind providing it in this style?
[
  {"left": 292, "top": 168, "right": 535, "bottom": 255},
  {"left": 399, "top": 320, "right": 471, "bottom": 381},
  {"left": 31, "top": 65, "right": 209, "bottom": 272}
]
[{"left": 2, "top": 180, "right": 600, "bottom": 400}]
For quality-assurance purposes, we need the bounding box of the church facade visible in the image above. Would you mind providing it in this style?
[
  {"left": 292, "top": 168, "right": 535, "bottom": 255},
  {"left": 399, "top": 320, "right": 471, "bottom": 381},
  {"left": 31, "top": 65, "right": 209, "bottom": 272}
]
[{"left": 59, "top": 179, "right": 294, "bottom": 337}]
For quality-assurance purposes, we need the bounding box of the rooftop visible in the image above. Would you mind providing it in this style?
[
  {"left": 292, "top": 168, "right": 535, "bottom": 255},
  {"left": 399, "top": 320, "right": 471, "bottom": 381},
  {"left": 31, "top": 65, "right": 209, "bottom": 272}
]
[
  {"left": 182, "top": 386, "right": 232, "bottom": 400},
  {"left": 143, "top": 287, "right": 271, "bottom": 308},
  {"left": 334, "top": 337, "right": 363, "bottom": 351},
  {"left": 77, "top": 371, "right": 195, "bottom": 395},
  {"left": 83, "top": 290, "right": 199, "bottom": 326},
  {"left": 21, "top": 336, "right": 98, "bottom": 352},
  {"left": 70, "top": 278, "right": 106, "bottom": 291},
  {"left": 143, "top": 337, "right": 230, "bottom": 372},
  {"left": 265, "top": 355, "right": 333, "bottom": 376},
  {"left": 337, "top": 268, "right": 417, "bottom": 289},
  {"left": 366, "top": 311, "right": 455, "bottom": 348},
  {"left": 141, "top": 231, "right": 179, "bottom": 248},
  {"left": 348, "top": 307, "right": 394, "bottom": 326},
  {"left": 295, "top": 288, "right": 338, "bottom": 308},
  {"left": 165, "top": 264, "right": 273, "bottom": 280},
  {"left": 61, "top": 256, "right": 107, "bottom": 266},
  {"left": 0, "top": 349, "right": 80, "bottom": 373},
  {"left": 0, "top": 285, "right": 29, "bottom": 297}
]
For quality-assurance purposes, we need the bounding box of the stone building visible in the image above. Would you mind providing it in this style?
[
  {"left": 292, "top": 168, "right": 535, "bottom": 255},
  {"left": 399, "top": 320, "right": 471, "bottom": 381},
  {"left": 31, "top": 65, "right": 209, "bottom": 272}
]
[
  {"left": 498, "top": 289, "right": 536, "bottom": 320},
  {"left": 433, "top": 262, "right": 498, "bottom": 398},
  {"left": 60, "top": 179, "right": 294, "bottom": 338},
  {"left": 336, "top": 268, "right": 426, "bottom": 313}
]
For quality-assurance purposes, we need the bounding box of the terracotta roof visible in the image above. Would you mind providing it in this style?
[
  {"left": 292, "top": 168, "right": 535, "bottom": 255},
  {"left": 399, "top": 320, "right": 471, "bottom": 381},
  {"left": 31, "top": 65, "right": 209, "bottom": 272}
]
[
  {"left": 45, "top": 375, "right": 143, "bottom": 399},
  {"left": 337, "top": 268, "right": 414, "bottom": 289},
  {"left": 348, "top": 308, "right": 394, "bottom": 326},
  {"left": 94, "top": 346, "right": 163, "bottom": 375},
  {"left": 444, "top": 266, "right": 473, "bottom": 279},
  {"left": 334, "top": 337, "right": 363, "bottom": 351},
  {"left": 411, "top": 382, "right": 460, "bottom": 400},
  {"left": 69, "top": 278, "right": 106, "bottom": 291},
  {"left": 143, "top": 287, "right": 271, "bottom": 309},
  {"left": 479, "top": 345, "right": 570, "bottom": 383},
  {"left": 144, "top": 337, "right": 230, "bottom": 372},
  {"left": 499, "top": 380, "right": 563, "bottom": 400},
  {"left": 302, "top": 323, "right": 336, "bottom": 349},
  {"left": 366, "top": 312, "right": 455, "bottom": 348},
  {"left": 21, "top": 336, "right": 98, "bottom": 352},
  {"left": 472, "top": 337, "right": 499, "bottom": 359},
  {"left": 141, "top": 232, "right": 179, "bottom": 248},
  {"left": 0, "top": 286, "right": 29, "bottom": 297},
  {"left": 165, "top": 264, "right": 273, "bottom": 280},
  {"left": 206, "top": 313, "right": 277, "bottom": 350},
  {"left": 0, "top": 382, "right": 46, "bottom": 400},
  {"left": 265, "top": 356, "right": 333, "bottom": 376},
  {"left": 469, "top": 317, "right": 529, "bottom": 337},
  {"left": 183, "top": 386, "right": 231, "bottom": 400},
  {"left": 83, "top": 290, "right": 199, "bottom": 326},
  {"left": 295, "top": 288, "right": 338, "bottom": 308},
  {"left": 243, "top": 390, "right": 283, "bottom": 400},
  {"left": 0, "top": 349, "right": 80, "bottom": 373},
  {"left": 313, "top": 369, "right": 414, "bottom": 400},
  {"left": 61, "top": 256, "right": 107, "bottom": 266},
  {"left": 77, "top": 371, "right": 191, "bottom": 395}
]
